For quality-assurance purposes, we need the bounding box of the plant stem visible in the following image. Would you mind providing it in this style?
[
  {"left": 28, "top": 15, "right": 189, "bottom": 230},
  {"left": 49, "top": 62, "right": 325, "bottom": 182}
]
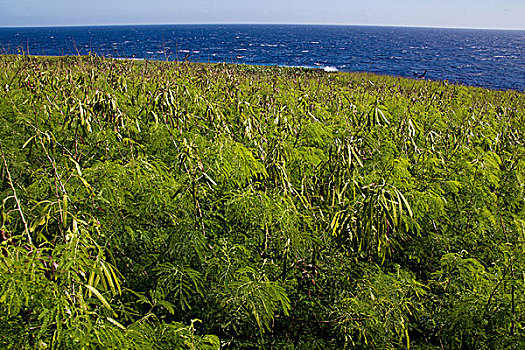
[{"left": 0, "top": 140, "right": 31, "bottom": 245}]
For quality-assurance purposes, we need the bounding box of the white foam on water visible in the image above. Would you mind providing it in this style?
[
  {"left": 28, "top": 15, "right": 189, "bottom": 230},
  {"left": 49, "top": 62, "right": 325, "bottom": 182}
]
[
  {"left": 323, "top": 66, "right": 338, "bottom": 72},
  {"left": 116, "top": 57, "right": 144, "bottom": 61}
]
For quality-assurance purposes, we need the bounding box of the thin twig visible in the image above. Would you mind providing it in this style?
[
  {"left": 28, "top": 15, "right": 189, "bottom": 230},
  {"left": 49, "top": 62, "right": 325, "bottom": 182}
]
[{"left": 0, "top": 141, "right": 32, "bottom": 245}]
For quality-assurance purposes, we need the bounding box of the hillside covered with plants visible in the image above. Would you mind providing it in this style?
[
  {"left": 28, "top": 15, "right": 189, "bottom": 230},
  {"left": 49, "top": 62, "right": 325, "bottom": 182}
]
[{"left": 1, "top": 55, "right": 524, "bottom": 349}]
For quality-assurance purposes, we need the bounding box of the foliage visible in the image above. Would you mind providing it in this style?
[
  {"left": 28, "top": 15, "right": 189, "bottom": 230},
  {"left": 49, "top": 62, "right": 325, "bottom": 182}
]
[{"left": 0, "top": 54, "right": 524, "bottom": 348}]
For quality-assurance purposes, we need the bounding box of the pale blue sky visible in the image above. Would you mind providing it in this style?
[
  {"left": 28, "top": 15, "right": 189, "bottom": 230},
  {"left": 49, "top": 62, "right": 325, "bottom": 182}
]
[{"left": 1, "top": 0, "right": 524, "bottom": 29}]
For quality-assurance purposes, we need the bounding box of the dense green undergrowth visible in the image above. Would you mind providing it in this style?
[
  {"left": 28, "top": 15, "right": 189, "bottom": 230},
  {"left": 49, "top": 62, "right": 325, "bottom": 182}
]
[{"left": 1, "top": 55, "right": 524, "bottom": 349}]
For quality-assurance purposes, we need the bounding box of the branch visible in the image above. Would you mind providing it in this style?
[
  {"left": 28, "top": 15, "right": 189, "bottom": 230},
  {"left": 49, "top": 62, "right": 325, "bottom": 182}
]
[{"left": 0, "top": 140, "right": 32, "bottom": 245}]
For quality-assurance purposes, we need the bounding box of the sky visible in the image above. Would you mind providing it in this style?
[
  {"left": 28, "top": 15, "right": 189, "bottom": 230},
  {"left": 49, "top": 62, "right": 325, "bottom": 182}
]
[{"left": 1, "top": 0, "right": 524, "bottom": 30}]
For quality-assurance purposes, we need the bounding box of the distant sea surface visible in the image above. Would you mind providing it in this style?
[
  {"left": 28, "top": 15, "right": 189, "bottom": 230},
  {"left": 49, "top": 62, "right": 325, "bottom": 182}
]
[{"left": 0, "top": 25, "right": 523, "bottom": 91}]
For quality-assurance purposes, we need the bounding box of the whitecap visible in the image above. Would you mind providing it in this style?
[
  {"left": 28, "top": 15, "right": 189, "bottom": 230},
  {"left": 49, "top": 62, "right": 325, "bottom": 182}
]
[
  {"left": 116, "top": 57, "right": 144, "bottom": 61},
  {"left": 323, "top": 66, "right": 338, "bottom": 72}
]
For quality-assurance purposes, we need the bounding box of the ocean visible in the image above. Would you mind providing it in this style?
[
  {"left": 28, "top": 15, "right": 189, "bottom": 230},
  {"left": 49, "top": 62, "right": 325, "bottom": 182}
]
[{"left": 0, "top": 24, "right": 523, "bottom": 91}]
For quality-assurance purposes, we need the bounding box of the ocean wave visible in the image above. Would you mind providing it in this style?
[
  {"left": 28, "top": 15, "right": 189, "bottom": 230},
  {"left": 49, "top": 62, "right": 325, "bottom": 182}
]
[
  {"left": 116, "top": 57, "right": 144, "bottom": 61},
  {"left": 323, "top": 66, "right": 338, "bottom": 72}
]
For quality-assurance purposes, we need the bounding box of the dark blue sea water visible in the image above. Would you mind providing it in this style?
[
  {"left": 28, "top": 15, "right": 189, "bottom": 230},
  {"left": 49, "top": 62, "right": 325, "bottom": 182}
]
[{"left": 0, "top": 25, "right": 523, "bottom": 91}]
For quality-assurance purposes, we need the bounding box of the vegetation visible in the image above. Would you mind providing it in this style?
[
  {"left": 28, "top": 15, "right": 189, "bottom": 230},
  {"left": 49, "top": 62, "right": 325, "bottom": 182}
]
[{"left": 1, "top": 54, "right": 524, "bottom": 349}]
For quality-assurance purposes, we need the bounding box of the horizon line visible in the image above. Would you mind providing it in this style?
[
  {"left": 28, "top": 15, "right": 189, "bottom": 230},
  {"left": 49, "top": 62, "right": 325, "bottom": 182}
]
[{"left": 1, "top": 22, "right": 524, "bottom": 31}]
